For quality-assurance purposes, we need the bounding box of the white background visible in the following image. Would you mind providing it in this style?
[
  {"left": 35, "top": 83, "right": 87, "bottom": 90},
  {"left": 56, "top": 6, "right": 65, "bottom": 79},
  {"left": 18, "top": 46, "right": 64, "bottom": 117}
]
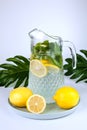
[
  {"left": 0, "top": 0, "right": 87, "bottom": 63},
  {"left": 0, "top": 0, "right": 87, "bottom": 130}
]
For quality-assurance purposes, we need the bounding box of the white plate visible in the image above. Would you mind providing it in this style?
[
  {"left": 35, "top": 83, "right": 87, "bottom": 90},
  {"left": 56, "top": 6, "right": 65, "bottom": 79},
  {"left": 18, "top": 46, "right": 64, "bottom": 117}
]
[{"left": 8, "top": 100, "right": 79, "bottom": 120}]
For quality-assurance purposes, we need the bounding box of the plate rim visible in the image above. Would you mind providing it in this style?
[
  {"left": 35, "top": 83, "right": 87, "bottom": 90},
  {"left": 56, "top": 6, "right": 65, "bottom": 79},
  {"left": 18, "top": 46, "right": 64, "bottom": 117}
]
[{"left": 8, "top": 99, "right": 80, "bottom": 120}]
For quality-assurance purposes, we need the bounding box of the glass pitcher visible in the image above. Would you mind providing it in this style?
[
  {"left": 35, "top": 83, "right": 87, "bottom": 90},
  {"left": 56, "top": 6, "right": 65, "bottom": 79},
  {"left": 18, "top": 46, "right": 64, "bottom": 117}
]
[{"left": 28, "top": 28, "right": 76, "bottom": 104}]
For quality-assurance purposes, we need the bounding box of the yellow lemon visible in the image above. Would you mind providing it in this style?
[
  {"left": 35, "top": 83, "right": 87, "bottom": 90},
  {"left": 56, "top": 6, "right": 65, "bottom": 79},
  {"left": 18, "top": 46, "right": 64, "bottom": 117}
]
[
  {"left": 9, "top": 87, "right": 33, "bottom": 107},
  {"left": 26, "top": 94, "right": 46, "bottom": 114},
  {"left": 53, "top": 86, "right": 80, "bottom": 109},
  {"left": 40, "top": 59, "right": 49, "bottom": 64},
  {"left": 45, "top": 64, "right": 59, "bottom": 70},
  {"left": 30, "top": 59, "right": 47, "bottom": 78}
]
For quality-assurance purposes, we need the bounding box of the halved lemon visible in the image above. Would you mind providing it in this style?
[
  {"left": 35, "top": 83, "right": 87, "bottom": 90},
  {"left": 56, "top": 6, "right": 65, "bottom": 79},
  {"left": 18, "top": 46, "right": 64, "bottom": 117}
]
[
  {"left": 30, "top": 59, "right": 47, "bottom": 78},
  {"left": 26, "top": 94, "right": 46, "bottom": 114}
]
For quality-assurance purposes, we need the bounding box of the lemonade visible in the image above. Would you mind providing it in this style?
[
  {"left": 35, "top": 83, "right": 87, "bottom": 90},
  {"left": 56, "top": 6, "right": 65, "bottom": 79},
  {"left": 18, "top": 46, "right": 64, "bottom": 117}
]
[{"left": 28, "top": 40, "right": 64, "bottom": 104}]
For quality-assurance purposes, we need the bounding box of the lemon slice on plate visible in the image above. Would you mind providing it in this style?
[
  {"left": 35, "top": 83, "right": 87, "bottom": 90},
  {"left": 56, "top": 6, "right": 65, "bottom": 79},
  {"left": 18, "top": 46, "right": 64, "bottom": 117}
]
[
  {"left": 26, "top": 94, "right": 46, "bottom": 114},
  {"left": 30, "top": 59, "right": 47, "bottom": 78}
]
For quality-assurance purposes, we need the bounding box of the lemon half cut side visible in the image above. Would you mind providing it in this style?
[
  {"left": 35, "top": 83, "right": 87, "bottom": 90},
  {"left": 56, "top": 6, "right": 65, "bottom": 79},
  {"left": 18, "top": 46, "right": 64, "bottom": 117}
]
[
  {"left": 9, "top": 87, "right": 33, "bottom": 107},
  {"left": 26, "top": 94, "right": 46, "bottom": 114}
]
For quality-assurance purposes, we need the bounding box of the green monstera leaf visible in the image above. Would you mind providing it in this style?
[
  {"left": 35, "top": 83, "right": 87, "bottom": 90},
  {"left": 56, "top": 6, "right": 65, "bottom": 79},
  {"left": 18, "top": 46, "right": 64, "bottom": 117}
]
[
  {"left": 0, "top": 55, "right": 29, "bottom": 88},
  {"left": 64, "top": 50, "right": 87, "bottom": 83},
  {"left": 0, "top": 49, "right": 87, "bottom": 88}
]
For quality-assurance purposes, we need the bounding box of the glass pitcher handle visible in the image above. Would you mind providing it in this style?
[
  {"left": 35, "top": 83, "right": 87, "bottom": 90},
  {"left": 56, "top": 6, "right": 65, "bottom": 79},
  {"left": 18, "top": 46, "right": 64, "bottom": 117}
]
[{"left": 63, "top": 41, "right": 77, "bottom": 69}]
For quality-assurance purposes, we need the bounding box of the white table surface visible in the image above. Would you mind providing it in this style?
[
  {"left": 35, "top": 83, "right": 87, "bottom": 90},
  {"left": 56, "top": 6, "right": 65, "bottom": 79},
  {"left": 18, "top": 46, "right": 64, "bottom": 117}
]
[{"left": 0, "top": 79, "right": 87, "bottom": 130}]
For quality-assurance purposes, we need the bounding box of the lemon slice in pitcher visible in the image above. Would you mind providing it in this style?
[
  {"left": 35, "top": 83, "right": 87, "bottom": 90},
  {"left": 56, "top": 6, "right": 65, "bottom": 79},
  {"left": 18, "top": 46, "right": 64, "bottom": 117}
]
[
  {"left": 30, "top": 59, "right": 47, "bottom": 78},
  {"left": 45, "top": 64, "right": 60, "bottom": 70}
]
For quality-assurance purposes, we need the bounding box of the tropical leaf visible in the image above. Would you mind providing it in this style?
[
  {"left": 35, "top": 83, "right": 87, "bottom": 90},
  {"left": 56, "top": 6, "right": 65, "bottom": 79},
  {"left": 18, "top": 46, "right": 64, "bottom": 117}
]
[
  {"left": 0, "top": 55, "right": 29, "bottom": 88},
  {"left": 0, "top": 49, "right": 87, "bottom": 88},
  {"left": 64, "top": 49, "right": 87, "bottom": 83}
]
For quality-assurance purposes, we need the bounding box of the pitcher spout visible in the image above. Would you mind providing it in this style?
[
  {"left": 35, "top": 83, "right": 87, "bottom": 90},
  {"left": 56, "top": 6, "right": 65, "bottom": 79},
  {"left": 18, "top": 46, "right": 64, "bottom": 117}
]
[{"left": 29, "top": 28, "right": 45, "bottom": 40}]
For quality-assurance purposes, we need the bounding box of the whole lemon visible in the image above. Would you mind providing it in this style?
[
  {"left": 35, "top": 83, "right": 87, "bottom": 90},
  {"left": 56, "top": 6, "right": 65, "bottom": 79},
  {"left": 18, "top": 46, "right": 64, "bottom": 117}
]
[
  {"left": 9, "top": 87, "right": 33, "bottom": 107},
  {"left": 53, "top": 86, "right": 80, "bottom": 109}
]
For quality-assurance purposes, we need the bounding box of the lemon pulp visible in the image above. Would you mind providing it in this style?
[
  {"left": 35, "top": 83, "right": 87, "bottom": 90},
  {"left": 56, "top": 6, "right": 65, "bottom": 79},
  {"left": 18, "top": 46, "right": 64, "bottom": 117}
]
[{"left": 30, "top": 59, "right": 47, "bottom": 78}]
